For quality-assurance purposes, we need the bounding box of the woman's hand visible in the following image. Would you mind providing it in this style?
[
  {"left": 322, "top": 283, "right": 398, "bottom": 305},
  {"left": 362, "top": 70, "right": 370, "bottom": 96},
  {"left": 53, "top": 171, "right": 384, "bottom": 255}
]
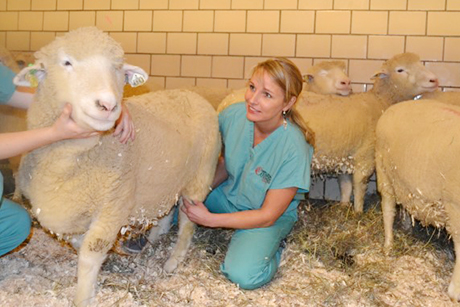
[
  {"left": 113, "top": 104, "right": 135, "bottom": 144},
  {"left": 181, "top": 198, "right": 216, "bottom": 228},
  {"left": 52, "top": 103, "right": 99, "bottom": 140}
]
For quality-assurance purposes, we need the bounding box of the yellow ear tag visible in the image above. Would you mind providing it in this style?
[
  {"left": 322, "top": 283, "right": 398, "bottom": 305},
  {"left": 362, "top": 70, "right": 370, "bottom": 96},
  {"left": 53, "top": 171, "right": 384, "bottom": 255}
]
[
  {"left": 26, "top": 69, "right": 39, "bottom": 88},
  {"left": 126, "top": 73, "right": 145, "bottom": 88}
]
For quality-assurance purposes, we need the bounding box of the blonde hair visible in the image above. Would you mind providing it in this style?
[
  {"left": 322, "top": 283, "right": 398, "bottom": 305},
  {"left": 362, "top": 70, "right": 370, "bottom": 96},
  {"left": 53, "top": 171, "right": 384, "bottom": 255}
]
[{"left": 251, "top": 58, "right": 315, "bottom": 147}]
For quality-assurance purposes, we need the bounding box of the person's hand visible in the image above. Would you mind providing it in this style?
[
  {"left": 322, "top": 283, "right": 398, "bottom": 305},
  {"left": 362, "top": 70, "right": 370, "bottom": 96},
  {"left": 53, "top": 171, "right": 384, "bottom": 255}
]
[
  {"left": 181, "top": 198, "right": 215, "bottom": 227},
  {"left": 52, "top": 103, "right": 99, "bottom": 140},
  {"left": 113, "top": 104, "right": 135, "bottom": 144}
]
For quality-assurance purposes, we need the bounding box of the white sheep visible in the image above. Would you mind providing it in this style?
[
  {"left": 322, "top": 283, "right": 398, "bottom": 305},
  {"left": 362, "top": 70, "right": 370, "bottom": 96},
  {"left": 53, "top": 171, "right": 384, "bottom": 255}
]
[
  {"left": 218, "top": 53, "right": 438, "bottom": 212},
  {"left": 375, "top": 99, "right": 460, "bottom": 301},
  {"left": 303, "top": 60, "right": 352, "bottom": 96},
  {"left": 14, "top": 27, "right": 221, "bottom": 307}
]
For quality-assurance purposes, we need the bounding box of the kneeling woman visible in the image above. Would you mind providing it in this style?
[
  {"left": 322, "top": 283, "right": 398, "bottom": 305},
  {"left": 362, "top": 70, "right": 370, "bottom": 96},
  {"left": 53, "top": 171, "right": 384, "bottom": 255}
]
[{"left": 182, "top": 57, "right": 314, "bottom": 289}]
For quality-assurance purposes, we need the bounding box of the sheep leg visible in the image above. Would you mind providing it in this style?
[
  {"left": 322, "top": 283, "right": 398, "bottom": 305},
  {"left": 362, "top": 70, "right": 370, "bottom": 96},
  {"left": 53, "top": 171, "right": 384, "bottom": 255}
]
[
  {"left": 445, "top": 203, "right": 460, "bottom": 301},
  {"left": 351, "top": 169, "right": 370, "bottom": 213},
  {"left": 74, "top": 219, "right": 121, "bottom": 307},
  {"left": 164, "top": 198, "right": 195, "bottom": 273},
  {"left": 147, "top": 208, "right": 174, "bottom": 243},
  {"left": 338, "top": 174, "right": 352, "bottom": 204}
]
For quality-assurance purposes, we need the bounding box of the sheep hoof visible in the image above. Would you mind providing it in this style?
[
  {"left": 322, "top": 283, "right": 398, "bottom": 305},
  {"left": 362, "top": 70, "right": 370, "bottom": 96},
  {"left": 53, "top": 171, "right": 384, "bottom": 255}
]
[
  {"left": 448, "top": 281, "right": 460, "bottom": 302},
  {"left": 164, "top": 258, "right": 179, "bottom": 273}
]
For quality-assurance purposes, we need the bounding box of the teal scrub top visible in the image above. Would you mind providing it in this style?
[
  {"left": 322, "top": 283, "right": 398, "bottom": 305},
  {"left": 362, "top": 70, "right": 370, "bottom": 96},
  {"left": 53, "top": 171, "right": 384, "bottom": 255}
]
[
  {"left": 0, "top": 64, "right": 16, "bottom": 104},
  {"left": 218, "top": 102, "right": 313, "bottom": 215}
]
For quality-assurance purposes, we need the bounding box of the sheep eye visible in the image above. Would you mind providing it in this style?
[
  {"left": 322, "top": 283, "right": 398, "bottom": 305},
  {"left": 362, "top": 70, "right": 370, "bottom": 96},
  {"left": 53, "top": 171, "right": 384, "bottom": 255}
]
[
  {"left": 397, "top": 68, "right": 404, "bottom": 73},
  {"left": 64, "top": 61, "right": 72, "bottom": 66}
]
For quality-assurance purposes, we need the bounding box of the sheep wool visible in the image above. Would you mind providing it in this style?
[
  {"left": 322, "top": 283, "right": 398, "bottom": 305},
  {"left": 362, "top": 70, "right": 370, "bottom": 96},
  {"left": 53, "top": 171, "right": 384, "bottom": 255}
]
[
  {"left": 15, "top": 27, "right": 221, "bottom": 307},
  {"left": 375, "top": 100, "right": 460, "bottom": 301}
]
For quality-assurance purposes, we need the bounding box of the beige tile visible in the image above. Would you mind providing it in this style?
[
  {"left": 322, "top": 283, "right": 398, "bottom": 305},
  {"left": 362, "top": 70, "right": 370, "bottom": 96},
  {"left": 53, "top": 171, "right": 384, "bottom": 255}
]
[
  {"left": 19, "top": 12, "right": 43, "bottom": 31},
  {"left": 428, "top": 12, "right": 460, "bottom": 36},
  {"left": 110, "top": 32, "right": 137, "bottom": 53},
  {"left": 348, "top": 59, "right": 384, "bottom": 83},
  {"left": 170, "top": 0, "right": 199, "bottom": 10},
  {"left": 389, "top": 12, "right": 426, "bottom": 35},
  {"left": 280, "top": 11, "right": 314, "bottom": 33},
  {"left": 262, "top": 34, "right": 295, "bottom": 57},
  {"left": 332, "top": 35, "right": 367, "bottom": 59},
  {"left": 6, "top": 31, "right": 29, "bottom": 51},
  {"left": 151, "top": 55, "right": 180, "bottom": 76},
  {"left": 0, "top": 0, "right": 5, "bottom": 10},
  {"left": 44, "top": 12, "right": 69, "bottom": 31},
  {"left": 184, "top": 11, "right": 214, "bottom": 32},
  {"left": 196, "top": 78, "right": 227, "bottom": 88},
  {"left": 425, "top": 62, "right": 460, "bottom": 87},
  {"left": 247, "top": 11, "right": 280, "bottom": 33},
  {"left": 334, "top": 0, "right": 369, "bottom": 9},
  {"left": 447, "top": 0, "right": 460, "bottom": 10},
  {"left": 229, "top": 34, "right": 261, "bottom": 56},
  {"left": 96, "top": 11, "right": 123, "bottom": 31},
  {"left": 406, "top": 36, "right": 443, "bottom": 61},
  {"left": 370, "top": 0, "right": 407, "bottom": 10},
  {"left": 31, "top": 32, "right": 56, "bottom": 51},
  {"left": 212, "top": 56, "right": 244, "bottom": 78},
  {"left": 232, "top": 0, "right": 263, "bottom": 9},
  {"left": 124, "top": 11, "right": 152, "bottom": 31},
  {"left": 198, "top": 33, "right": 229, "bottom": 55},
  {"left": 352, "top": 11, "right": 388, "bottom": 35},
  {"left": 368, "top": 35, "right": 404, "bottom": 59},
  {"left": 111, "top": 0, "right": 139, "bottom": 10},
  {"left": 200, "top": 0, "right": 230, "bottom": 9},
  {"left": 7, "top": 0, "right": 30, "bottom": 10},
  {"left": 445, "top": 38, "right": 460, "bottom": 61},
  {"left": 146, "top": 77, "right": 165, "bottom": 90},
  {"left": 181, "top": 55, "right": 212, "bottom": 77},
  {"left": 228, "top": 79, "right": 247, "bottom": 89},
  {"left": 351, "top": 83, "right": 366, "bottom": 93},
  {"left": 408, "top": 0, "right": 445, "bottom": 10},
  {"left": 0, "top": 13, "right": 18, "bottom": 31},
  {"left": 0, "top": 33, "right": 6, "bottom": 47},
  {"left": 290, "top": 58, "right": 313, "bottom": 75},
  {"left": 166, "top": 77, "right": 195, "bottom": 89},
  {"left": 153, "top": 11, "right": 182, "bottom": 32},
  {"left": 69, "top": 12, "right": 96, "bottom": 30},
  {"left": 167, "top": 33, "right": 197, "bottom": 54},
  {"left": 215, "top": 11, "right": 246, "bottom": 33},
  {"left": 124, "top": 53, "right": 150, "bottom": 75},
  {"left": 57, "top": 0, "right": 82, "bottom": 10},
  {"left": 32, "top": 0, "right": 56, "bottom": 10},
  {"left": 138, "top": 32, "right": 166, "bottom": 54},
  {"left": 299, "top": 0, "right": 333, "bottom": 9},
  {"left": 296, "top": 35, "right": 331, "bottom": 58},
  {"left": 139, "top": 0, "right": 168, "bottom": 9},
  {"left": 265, "top": 0, "right": 297, "bottom": 9},
  {"left": 316, "top": 11, "right": 351, "bottom": 34},
  {"left": 83, "top": 0, "right": 110, "bottom": 10},
  {"left": 244, "top": 56, "right": 268, "bottom": 78}
]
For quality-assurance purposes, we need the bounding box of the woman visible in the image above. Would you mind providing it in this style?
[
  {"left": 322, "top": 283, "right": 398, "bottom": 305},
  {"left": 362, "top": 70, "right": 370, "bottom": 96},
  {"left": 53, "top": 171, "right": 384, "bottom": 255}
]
[{"left": 182, "top": 58, "right": 314, "bottom": 289}]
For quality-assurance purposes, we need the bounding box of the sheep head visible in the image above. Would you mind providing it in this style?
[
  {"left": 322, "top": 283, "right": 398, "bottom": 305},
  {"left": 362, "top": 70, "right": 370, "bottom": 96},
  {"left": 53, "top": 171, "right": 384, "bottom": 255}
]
[
  {"left": 371, "top": 52, "right": 438, "bottom": 102},
  {"left": 303, "top": 61, "right": 352, "bottom": 96},
  {"left": 13, "top": 27, "right": 148, "bottom": 132}
]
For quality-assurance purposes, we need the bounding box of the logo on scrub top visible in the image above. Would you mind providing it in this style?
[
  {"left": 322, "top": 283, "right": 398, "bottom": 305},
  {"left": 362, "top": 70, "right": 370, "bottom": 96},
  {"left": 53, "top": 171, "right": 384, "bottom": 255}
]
[{"left": 255, "top": 166, "right": 272, "bottom": 184}]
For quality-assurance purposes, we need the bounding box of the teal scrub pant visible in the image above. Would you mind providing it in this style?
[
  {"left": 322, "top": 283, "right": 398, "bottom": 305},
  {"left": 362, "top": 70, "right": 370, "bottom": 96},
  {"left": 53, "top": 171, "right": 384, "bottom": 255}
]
[
  {"left": 205, "top": 187, "right": 297, "bottom": 290},
  {"left": 0, "top": 197, "right": 31, "bottom": 256}
]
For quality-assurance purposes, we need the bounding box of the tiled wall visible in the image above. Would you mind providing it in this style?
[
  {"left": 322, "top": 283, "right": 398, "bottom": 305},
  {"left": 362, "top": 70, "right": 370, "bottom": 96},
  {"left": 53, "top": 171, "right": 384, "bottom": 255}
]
[{"left": 2, "top": 0, "right": 460, "bottom": 201}]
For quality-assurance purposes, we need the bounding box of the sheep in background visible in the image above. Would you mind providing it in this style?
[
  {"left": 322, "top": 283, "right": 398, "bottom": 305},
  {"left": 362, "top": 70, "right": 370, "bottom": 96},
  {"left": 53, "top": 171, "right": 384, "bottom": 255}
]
[
  {"left": 218, "top": 53, "right": 438, "bottom": 212},
  {"left": 14, "top": 27, "right": 221, "bottom": 307},
  {"left": 303, "top": 60, "right": 352, "bottom": 96},
  {"left": 375, "top": 100, "right": 460, "bottom": 301}
]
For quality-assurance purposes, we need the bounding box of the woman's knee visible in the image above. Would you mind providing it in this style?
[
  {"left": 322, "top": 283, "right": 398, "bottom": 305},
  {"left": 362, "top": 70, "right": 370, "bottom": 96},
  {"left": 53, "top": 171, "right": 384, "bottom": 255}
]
[
  {"left": 1, "top": 199, "right": 31, "bottom": 242},
  {"left": 221, "top": 257, "right": 277, "bottom": 290}
]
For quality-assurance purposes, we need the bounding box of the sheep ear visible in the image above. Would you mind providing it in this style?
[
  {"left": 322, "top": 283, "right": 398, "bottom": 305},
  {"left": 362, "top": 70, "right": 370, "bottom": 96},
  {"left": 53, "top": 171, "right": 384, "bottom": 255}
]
[
  {"left": 123, "top": 64, "right": 148, "bottom": 88},
  {"left": 13, "top": 63, "right": 46, "bottom": 87},
  {"left": 303, "top": 74, "right": 314, "bottom": 83},
  {"left": 371, "top": 69, "right": 389, "bottom": 80}
]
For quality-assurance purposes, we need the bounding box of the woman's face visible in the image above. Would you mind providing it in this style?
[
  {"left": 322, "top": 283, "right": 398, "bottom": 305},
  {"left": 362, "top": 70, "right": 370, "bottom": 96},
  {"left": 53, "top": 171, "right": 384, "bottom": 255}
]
[{"left": 244, "top": 70, "right": 292, "bottom": 128}]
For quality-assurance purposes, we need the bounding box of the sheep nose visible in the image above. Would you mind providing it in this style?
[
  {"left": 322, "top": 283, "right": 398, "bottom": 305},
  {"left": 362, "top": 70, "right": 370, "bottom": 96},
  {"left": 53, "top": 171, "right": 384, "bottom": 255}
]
[{"left": 96, "top": 99, "right": 116, "bottom": 112}]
